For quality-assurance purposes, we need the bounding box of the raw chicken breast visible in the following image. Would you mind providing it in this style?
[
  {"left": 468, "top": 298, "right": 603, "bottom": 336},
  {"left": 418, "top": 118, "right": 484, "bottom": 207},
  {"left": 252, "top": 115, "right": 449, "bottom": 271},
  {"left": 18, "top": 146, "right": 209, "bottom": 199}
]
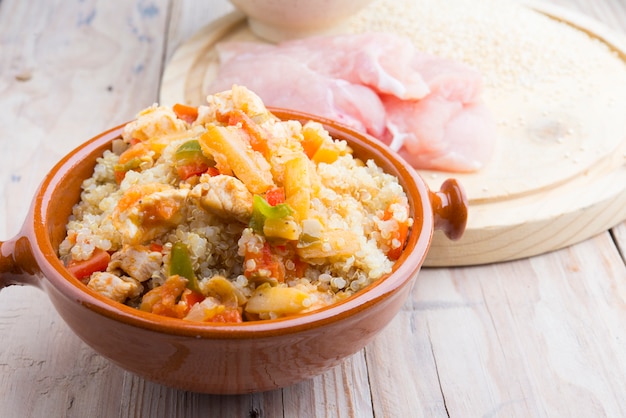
[
  {"left": 287, "top": 33, "right": 431, "bottom": 100},
  {"left": 382, "top": 54, "right": 496, "bottom": 172},
  {"left": 209, "top": 45, "right": 387, "bottom": 136},
  {"left": 212, "top": 33, "right": 429, "bottom": 100},
  {"left": 207, "top": 33, "right": 496, "bottom": 172},
  {"left": 384, "top": 95, "right": 496, "bottom": 171}
]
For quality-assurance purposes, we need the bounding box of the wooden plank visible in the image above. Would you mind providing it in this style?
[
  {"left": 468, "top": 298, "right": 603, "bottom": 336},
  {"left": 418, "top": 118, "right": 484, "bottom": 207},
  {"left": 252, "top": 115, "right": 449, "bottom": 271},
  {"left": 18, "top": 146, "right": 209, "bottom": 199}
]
[
  {"left": 118, "top": 374, "right": 285, "bottom": 417},
  {"left": 0, "top": 287, "right": 127, "bottom": 417},
  {"left": 0, "top": 0, "right": 170, "bottom": 416},
  {"left": 613, "top": 222, "right": 626, "bottom": 263},
  {"left": 164, "top": 0, "right": 235, "bottom": 63},
  {"left": 540, "top": 0, "right": 626, "bottom": 32},
  {"left": 0, "top": 0, "right": 169, "bottom": 237},
  {"left": 365, "top": 311, "right": 448, "bottom": 417},
  {"left": 282, "top": 352, "right": 374, "bottom": 417},
  {"left": 115, "top": 348, "right": 373, "bottom": 417},
  {"left": 413, "top": 233, "right": 626, "bottom": 416}
]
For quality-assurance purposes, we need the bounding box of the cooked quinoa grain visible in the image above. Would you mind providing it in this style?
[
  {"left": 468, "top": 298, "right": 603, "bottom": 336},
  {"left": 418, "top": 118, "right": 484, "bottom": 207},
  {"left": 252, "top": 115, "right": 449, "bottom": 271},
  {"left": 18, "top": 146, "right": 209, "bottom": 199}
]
[{"left": 59, "top": 86, "right": 413, "bottom": 322}]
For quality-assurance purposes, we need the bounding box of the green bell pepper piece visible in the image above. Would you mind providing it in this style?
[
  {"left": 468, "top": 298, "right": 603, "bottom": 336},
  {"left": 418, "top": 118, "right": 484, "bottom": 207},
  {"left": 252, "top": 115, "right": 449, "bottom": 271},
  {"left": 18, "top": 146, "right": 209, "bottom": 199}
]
[
  {"left": 249, "top": 194, "right": 292, "bottom": 234},
  {"left": 169, "top": 242, "right": 201, "bottom": 293}
]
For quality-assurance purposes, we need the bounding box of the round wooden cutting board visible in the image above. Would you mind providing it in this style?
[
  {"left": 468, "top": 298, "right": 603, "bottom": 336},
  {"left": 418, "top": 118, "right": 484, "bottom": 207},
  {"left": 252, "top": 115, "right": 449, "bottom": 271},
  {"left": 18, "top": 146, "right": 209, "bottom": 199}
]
[{"left": 160, "top": 1, "right": 626, "bottom": 266}]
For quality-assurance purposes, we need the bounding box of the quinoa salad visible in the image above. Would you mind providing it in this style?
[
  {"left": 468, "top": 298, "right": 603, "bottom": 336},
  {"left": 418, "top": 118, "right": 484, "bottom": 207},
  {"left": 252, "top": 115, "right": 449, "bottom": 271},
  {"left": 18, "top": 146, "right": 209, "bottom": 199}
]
[{"left": 58, "top": 86, "right": 413, "bottom": 322}]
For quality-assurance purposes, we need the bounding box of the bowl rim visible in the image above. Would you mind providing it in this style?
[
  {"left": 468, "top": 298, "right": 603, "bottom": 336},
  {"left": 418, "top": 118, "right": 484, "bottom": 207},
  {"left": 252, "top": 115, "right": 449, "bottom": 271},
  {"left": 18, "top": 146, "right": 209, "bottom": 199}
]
[{"left": 33, "top": 109, "right": 434, "bottom": 338}]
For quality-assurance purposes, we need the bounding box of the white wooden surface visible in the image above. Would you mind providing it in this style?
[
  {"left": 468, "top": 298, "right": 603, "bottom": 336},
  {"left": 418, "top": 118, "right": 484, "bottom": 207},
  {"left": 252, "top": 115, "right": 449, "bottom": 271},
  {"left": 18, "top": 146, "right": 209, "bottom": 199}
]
[{"left": 1, "top": 0, "right": 625, "bottom": 417}]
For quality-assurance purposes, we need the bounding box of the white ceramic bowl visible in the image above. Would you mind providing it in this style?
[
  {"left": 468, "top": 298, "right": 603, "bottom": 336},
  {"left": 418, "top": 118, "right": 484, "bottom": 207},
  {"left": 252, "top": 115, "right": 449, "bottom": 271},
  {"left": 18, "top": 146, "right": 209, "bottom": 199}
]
[{"left": 229, "top": 0, "right": 375, "bottom": 42}]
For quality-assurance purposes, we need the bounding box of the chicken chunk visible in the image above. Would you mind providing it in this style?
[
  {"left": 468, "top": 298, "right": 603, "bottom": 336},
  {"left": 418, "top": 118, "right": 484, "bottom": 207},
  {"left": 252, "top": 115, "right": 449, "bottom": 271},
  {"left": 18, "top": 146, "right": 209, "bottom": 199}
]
[
  {"left": 202, "top": 84, "right": 271, "bottom": 123},
  {"left": 108, "top": 244, "right": 163, "bottom": 282},
  {"left": 87, "top": 272, "right": 142, "bottom": 303},
  {"left": 122, "top": 104, "right": 188, "bottom": 143},
  {"left": 190, "top": 174, "right": 253, "bottom": 222},
  {"left": 112, "top": 183, "right": 189, "bottom": 244}
]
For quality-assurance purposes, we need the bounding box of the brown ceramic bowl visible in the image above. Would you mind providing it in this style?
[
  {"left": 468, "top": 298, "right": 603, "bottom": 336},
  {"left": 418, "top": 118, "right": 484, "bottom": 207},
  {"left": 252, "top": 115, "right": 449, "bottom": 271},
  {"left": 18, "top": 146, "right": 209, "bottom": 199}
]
[{"left": 0, "top": 108, "right": 467, "bottom": 394}]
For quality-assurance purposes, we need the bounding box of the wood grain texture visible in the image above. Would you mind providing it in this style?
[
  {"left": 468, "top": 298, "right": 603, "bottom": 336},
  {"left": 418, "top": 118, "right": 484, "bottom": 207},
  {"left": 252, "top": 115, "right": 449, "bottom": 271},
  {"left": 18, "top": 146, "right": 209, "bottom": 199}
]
[
  {"left": 1, "top": 0, "right": 626, "bottom": 417},
  {"left": 0, "top": 0, "right": 169, "bottom": 415},
  {"left": 164, "top": 0, "right": 235, "bottom": 62},
  {"left": 413, "top": 237, "right": 626, "bottom": 416},
  {"left": 613, "top": 223, "right": 626, "bottom": 263}
]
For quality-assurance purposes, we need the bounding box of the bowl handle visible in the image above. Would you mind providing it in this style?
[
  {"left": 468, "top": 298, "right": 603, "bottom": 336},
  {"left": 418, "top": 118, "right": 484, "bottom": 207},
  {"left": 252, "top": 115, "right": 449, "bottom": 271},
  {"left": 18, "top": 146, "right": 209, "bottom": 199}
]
[
  {"left": 429, "top": 179, "right": 468, "bottom": 241},
  {"left": 0, "top": 235, "right": 41, "bottom": 290}
]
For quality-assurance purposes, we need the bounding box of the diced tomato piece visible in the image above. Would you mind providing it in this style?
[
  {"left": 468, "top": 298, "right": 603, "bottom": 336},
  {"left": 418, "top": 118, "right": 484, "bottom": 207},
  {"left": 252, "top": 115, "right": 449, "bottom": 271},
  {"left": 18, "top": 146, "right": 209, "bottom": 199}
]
[
  {"left": 244, "top": 242, "right": 285, "bottom": 283},
  {"left": 206, "top": 167, "right": 220, "bottom": 177},
  {"left": 149, "top": 242, "right": 163, "bottom": 253},
  {"left": 265, "top": 187, "right": 285, "bottom": 206},
  {"left": 174, "top": 140, "right": 212, "bottom": 180},
  {"left": 284, "top": 254, "right": 308, "bottom": 280},
  {"left": 383, "top": 206, "right": 410, "bottom": 261},
  {"left": 293, "top": 256, "right": 308, "bottom": 278},
  {"left": 176, "top": 160, "right": 210, "bottom": 180},
  {"left": 181, "top": 288, "right": 205, "bottom": 308},
  {"left": 386, "top": 222, "right": 409, "bottom": 260},
  {"left": 173, "top": 103, "right": 199, "bottom": 124},
  {"left": 207, "top": 308, "right": 243, "bottom": 323},
  {"left": 66, "top": 248, "right": 111, "bottom": 281},
  {"left": 215, "top": 109, "right": 230, "bottom": 124}
]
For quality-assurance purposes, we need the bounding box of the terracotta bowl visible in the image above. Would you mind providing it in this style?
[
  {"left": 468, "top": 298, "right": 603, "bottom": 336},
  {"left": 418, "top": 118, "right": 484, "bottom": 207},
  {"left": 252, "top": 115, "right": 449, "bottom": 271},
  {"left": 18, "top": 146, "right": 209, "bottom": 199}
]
[{"left": 0, "top": 109, "right": 467, "bottom": 394}]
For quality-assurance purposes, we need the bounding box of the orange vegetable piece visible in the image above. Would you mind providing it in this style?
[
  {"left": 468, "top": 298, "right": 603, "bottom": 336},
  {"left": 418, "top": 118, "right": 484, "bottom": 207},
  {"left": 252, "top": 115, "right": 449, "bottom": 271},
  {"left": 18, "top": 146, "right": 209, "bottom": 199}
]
[
  {"left": 140, "top": 275, "right": 189, "bottom": 318},
  {"left": 312, "top": 143, "right": 340, "bottom": 164},
  {"left": 180, "top": 288, "right": 205, "bottom": 309},
  {"left": 66, "top": 248, "right": 111, "bottom": 281},
  {"left": 301, "top": 129, "right": 324, "bottom": 159},
  {"left": 244, "top": 242, "right": 285, "bottom": 283},
  {"left": 382, "top": 205, "right": 410, "bottom": 260},
  {"left": 220, "top": 109, "right": 271, "bottom": 158},
  {"left": 173, "top": 103, "right": 199, "bottom": 124},
  {"left": 265, "top": 187, "right": 285, "bottom": 206},
  {"left": 199, "top": 125, "right": 274, "bottom": 194},
  {"left": 207, "top": 308, "right": 243, "bottom": 323}
]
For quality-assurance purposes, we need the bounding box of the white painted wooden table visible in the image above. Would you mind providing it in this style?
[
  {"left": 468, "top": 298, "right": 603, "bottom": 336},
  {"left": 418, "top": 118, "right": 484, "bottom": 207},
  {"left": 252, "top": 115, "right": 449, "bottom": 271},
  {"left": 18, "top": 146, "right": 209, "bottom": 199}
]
[{"left": 1, "top": 0, "right": 625, "bottom": 416}]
